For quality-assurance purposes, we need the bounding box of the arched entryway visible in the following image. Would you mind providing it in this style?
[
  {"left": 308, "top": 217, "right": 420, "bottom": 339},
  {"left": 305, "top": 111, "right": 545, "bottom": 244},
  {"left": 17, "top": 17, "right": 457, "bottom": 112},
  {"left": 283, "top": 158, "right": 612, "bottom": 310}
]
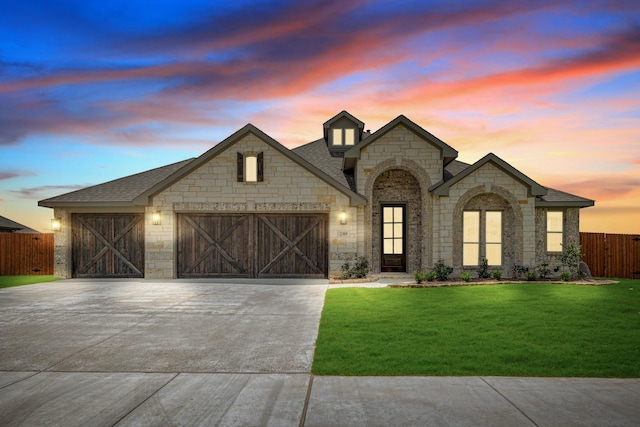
[{"left": 371, "top": 169, "right": 422, "bottom": 273}]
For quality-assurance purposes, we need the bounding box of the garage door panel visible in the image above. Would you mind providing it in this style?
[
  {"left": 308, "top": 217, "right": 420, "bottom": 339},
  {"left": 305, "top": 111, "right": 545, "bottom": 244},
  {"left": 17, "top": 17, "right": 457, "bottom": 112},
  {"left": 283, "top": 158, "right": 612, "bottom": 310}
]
[
  {"left": 178, "top": 213, "right": 327, "bottom": 278},
  {"left": 72, "top": 214, "right": 144, "bottom": 278},
  {"left": 178, "top": 214, "right": 251, "bottom": 278}
]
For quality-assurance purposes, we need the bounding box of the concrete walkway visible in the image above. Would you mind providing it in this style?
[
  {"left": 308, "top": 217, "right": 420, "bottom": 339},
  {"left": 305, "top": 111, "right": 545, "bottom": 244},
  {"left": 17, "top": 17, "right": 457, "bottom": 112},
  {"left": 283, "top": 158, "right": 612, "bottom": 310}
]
[{"left": 1, "top": 279, "right": 638, "bottom": 426}]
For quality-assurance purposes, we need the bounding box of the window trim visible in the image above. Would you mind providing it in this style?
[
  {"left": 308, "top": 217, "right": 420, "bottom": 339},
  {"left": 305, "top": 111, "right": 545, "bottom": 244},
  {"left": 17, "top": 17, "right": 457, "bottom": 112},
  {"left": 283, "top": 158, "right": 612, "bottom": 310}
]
[
  {"left": 331, "top": 128, "right": 356, "bottom": 146},
  {"left": 546, "top": 211, "right": 564, "bottom": 252}
]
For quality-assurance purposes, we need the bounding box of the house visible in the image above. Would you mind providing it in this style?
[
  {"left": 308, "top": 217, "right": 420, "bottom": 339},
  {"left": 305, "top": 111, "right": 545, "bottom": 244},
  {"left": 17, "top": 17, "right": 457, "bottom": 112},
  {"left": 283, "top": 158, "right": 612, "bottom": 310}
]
[
  {"left": 0, "top": 215, "right": 40, "bottom": 233},
  {"left": 38, "top": 112, "right": 594, "bottom": 279}
]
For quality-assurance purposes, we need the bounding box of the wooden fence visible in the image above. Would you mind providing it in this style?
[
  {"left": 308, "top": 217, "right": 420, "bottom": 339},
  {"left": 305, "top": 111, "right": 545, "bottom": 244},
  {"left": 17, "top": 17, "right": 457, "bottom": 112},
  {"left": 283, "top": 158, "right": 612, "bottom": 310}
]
[
  {"left": 580, "top": 232, "right": 640, "bottom": 279},
  {"left": 0, "top": 233, "right": 54, "bottom": 275}
]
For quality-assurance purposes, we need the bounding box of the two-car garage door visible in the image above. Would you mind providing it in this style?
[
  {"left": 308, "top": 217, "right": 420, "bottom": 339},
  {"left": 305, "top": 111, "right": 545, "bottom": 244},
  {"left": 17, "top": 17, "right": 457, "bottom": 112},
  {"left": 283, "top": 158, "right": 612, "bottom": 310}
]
[{"left": 177, "top": 213, "right": 328, "bottom": 278}]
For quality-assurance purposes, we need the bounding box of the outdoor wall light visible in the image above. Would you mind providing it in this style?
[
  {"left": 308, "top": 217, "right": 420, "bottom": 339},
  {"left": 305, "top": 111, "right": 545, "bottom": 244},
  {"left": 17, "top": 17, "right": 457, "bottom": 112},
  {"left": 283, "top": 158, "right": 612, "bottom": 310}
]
[
  {"left": 152, "top": 212, "right": 162, "bottom": 225},
  {"left": 51, "top": 219, "right": 61, "bottom": 232},
  {"left": 339, "top": 211, "right": 347, "bottom": 225}
]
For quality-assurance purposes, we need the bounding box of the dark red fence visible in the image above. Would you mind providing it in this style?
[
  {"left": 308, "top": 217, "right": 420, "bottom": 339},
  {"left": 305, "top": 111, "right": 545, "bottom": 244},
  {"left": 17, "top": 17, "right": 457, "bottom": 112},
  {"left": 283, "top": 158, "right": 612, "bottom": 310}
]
[
  {"left": 0, "top": 233, "right": 54, "bottom": 275},
  {"left": 580, "top": 232, "right": 640, "bottom": 279}
]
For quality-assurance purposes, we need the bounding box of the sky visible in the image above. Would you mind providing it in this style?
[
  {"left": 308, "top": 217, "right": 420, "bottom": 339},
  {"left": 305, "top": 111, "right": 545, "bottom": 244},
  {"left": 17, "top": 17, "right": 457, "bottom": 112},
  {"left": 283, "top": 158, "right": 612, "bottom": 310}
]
[{"left": 1, "top": 0, "right": 639, "bottom": 234}]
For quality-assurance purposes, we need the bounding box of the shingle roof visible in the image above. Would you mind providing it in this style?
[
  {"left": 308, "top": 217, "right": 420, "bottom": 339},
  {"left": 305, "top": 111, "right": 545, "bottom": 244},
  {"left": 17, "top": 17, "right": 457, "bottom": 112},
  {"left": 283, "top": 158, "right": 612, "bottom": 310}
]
[
  {"left": 537, "top": 188, "right": 594, "bottom": 207},
  {"left": 292, "top": 138, "right": 352, "bottom": 189},
  {"left": 38, "top": 159, "right": 194, "bottom": 207},
  {"left": 0, "top": 215, "right": 39, "bottom": 233}
]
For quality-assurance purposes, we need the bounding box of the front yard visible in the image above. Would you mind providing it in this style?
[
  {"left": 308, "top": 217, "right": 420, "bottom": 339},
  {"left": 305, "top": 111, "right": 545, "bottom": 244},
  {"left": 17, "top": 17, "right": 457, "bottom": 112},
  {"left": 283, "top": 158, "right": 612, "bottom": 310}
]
[
  {"left": 0, "top": 275, "right": 59, "bottom": 289},
  {"left": 313, "top": 279, "right": 640, "bottom": 377}
]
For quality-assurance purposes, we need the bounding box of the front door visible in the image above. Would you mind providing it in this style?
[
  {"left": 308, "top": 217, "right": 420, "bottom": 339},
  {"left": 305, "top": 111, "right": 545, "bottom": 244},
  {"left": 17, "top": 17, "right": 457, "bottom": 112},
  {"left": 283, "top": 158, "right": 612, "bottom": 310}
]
[{"left": 381, "top": 205, "right": 406, "bottom": 272}]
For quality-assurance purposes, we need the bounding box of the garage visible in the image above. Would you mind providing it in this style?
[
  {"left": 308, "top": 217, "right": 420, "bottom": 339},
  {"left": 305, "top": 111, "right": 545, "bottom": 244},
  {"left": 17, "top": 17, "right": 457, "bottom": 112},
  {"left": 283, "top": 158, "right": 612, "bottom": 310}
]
[
  {"left": 177, "top": 213, "right": 328, "bottom": 278},
  {"left": 72, "top": 213, "right": 145, "bottom": 278}
]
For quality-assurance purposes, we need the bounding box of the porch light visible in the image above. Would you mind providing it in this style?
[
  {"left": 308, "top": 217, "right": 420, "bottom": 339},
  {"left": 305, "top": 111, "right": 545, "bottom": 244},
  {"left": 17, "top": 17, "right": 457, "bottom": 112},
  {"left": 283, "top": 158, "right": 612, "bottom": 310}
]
[
  {"left": 51, "top": 218, "right": 61, "bottom": 232},
  {"left": 339, "top": 211, "right": 347, "bottom": 225},
  {"left": 152, "top": 212, "right": 162, "bottom": 225}
]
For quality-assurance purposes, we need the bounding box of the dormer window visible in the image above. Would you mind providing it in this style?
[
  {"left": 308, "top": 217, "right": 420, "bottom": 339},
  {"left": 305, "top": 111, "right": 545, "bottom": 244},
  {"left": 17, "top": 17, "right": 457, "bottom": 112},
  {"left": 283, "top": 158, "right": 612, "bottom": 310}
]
[{"left": 332, "top": 128, "right": 356, "bottom": 146}]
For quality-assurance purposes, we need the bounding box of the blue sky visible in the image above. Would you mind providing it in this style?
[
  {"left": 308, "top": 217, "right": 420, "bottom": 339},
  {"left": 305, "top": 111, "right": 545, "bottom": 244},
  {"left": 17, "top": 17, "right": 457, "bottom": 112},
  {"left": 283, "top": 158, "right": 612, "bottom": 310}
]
[{"left": 1, "top": 0, "right": 639, "bottom": 232}]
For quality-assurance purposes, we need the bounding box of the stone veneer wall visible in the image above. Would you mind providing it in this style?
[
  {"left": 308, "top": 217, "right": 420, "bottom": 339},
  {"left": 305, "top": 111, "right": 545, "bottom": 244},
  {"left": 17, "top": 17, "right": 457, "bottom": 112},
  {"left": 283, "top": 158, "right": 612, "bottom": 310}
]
[
  {"left": 146, "top": 133, "right": 359, "bottom": 279},
  {"left": 371, "top": 169, "right": 423, "bottom": 273},
  {"left": 535, "top": 207, "right": 581, "bottom": 269},
  {"left": 435, "top": 163, "right": 535, "bottom": 271}
]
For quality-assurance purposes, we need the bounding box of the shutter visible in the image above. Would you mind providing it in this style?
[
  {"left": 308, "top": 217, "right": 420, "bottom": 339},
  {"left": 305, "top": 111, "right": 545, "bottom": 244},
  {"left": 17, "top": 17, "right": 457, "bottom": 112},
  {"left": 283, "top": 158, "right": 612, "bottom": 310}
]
[
  {"left": 257, "top": 152, "right": 264, "bottom": 182},
  {"left": 237, "top": 152, "right": 243, "bottom": 182}
]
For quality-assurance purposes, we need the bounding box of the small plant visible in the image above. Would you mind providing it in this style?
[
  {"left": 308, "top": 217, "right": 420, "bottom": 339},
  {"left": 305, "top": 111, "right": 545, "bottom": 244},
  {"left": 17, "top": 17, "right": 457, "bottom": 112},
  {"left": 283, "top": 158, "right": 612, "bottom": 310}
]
[
  {"left": 340, "top": 257, "right": 370, "bottom": 279},
  {"left": 560, "top": 271, "right": 571, "bottom": 281},
  {"left": 536, "top": 262, "right": 552, "bottom": 280},
  {"left": 425, "top": 270, "right": 436, "bottom": 282},
  {"left": 477, "top": 257, "right": 491, "bottom": 279},
  {"left": 414, "top": 270, "right": 426, "bottom": 284},
  {"left": 492, "top": 269, "right": 502, "bottom": 280},
  {"left": 433, "top": 259, "right": 453, "bottom": 281},
  {"left": 512, "top": 264, "right": 529, "bottom": 279},
  {"left": 460, "top": 272, "right": 471, "bottom": 282},
  {"left": 559, "top": 239, "right": 583, "bottom": 279},
  {"left": 526, "top": 271, "right": 538, "bottom": 281}
]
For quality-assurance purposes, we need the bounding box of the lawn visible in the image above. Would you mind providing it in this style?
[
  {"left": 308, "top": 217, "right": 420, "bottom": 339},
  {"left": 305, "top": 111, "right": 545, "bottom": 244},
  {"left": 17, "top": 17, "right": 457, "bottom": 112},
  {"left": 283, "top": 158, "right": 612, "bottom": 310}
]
[
  {"left": 0, "top": 275, "right": 60, "bottom": 289},
  {"left": 313, "top": 279, "right": 640, "bottom": 377}
]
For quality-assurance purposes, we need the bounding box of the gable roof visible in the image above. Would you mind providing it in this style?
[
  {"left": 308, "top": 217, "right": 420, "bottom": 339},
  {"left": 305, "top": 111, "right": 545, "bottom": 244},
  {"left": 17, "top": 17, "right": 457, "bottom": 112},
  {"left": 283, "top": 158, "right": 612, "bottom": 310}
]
[
  {"left": 0, "top": 215, "right": 39, "bottom": 233},
  {"left": 536, "top": 188, "right": 594, "bottom": 207},
  {"left": 38, "top": 159, "right": 194, "bottom": 208},
  {"left": 323, "top": 110, "right": 365, "bottom": 140},
  {"left": 343, "top": 115, "right": 458, "bottom": 170},
  {"left": 134, "top": 124, "right": 367, "bottom": 206},
  {"left": 431, "top": 152, "right": 547, "bottom": 197}
]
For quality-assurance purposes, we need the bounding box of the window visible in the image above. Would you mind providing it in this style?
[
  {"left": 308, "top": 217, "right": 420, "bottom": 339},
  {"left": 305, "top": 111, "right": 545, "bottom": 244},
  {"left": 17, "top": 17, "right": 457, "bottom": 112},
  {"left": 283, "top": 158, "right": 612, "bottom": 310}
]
[
  {"left": 383, "top": 206, "right": 404, "bottom": 255},
  {"left": 547, "top": 211, "right": 563, "bottom": 252},
  {"left": 237, "top": 152, "right": 263, "bottom": 182},
  {"left": 463, "top": 210, "right": 502, "bottom": 266},
  {"left": 332, "top": 128, "right": 356, "bottom": 146}
]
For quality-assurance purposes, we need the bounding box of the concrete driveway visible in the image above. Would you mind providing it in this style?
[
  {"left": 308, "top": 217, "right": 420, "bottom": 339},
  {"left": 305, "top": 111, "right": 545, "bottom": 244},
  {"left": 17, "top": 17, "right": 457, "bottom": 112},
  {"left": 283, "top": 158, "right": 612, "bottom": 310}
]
[{"left": 1, "top": 279, "right": 639, "bottom": 426}]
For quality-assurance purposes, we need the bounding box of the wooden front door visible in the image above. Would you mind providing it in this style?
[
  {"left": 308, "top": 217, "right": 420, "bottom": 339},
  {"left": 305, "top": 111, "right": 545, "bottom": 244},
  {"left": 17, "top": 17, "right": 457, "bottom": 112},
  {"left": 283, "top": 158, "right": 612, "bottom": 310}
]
[
  {"left": 177, "top": 213, "right": 327, "bottom": 278},
  {"left": 72, "top": 214, "right": 144, "bottom": 278},
  {"left": 381, "top": 205, "right": 406, "bottom": 272}
]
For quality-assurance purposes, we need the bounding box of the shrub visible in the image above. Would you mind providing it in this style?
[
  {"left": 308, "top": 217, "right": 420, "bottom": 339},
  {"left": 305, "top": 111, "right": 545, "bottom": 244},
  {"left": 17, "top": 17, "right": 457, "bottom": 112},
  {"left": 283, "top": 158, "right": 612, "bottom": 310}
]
[
  {"left": 559, "top": 239, "right": 583, "bottom": 279},
  {"left": 478, "top": 257, "right": 491, "bottom": 279},
  {"left": 433, "top": 259, "right": 453, "bottom": 281},
  {"left": 492, "top": 269, "right": 502, "bottom": 280},
  {"left": 414, "top": 270, "right": 426, "bottom": 284},
  {"left": 460, "top": 272, "right": 471, "bottom": 282},
  {"left": 526, "top": 271, "right": 538, "bottom": 281},
  {"left": 340, "top": 257, "right": 370, "bottom": 279},
  {"left": 513, "top": 264, "right": 529, "bottom": 279},
  {"left": 536, "top": 262, "right": 552, "bottom": 279},
  {"left": 425, "top": 270, "right": 436, "bottom": 282},
  {"left": 560, "top": 271, "right": 571, "bottom": 281}
]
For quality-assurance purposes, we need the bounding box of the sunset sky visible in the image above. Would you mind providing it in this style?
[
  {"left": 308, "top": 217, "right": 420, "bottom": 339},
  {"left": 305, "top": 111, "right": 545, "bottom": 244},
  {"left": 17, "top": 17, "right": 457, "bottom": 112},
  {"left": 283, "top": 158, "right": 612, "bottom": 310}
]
[{"left": 1, "top": 0, "right": 639, "bottom": 233}]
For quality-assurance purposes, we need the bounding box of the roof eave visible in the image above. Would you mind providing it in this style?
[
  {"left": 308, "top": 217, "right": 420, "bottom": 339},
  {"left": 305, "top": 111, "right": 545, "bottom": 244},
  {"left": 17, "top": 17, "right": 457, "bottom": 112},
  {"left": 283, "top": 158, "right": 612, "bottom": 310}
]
[
  {"left": 38, "top": 200, "right": 140, "bottom": 208},
  {"left": 535, "top": 200, "right": 595, "bottom": 208}
]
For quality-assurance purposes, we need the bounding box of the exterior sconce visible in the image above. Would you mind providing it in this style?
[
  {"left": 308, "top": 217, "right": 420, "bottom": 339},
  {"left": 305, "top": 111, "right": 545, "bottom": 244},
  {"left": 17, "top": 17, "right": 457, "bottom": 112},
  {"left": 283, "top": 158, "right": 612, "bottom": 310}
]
[
  {"left": 339, "top": 211, "right": 347, "bottom": 225},
  {"left": 51, "top": 219, "right": 61, "bottom": 232},
  {"left": 152, "top": 212, "right": 162, "bottom": 225}
]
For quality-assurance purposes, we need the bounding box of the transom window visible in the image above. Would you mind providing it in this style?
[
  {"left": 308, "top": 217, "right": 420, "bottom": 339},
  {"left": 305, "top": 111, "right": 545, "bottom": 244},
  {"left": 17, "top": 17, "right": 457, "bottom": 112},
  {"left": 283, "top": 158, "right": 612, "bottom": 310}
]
[
  {"left": 332, "top": 128, "right": 355, "bottom": 146},
  {"left": 463, "top": 210, "right": 502, "bottom": 266},
  {"left": 547, "top": 211, "right": 563, "bottom": 252}
]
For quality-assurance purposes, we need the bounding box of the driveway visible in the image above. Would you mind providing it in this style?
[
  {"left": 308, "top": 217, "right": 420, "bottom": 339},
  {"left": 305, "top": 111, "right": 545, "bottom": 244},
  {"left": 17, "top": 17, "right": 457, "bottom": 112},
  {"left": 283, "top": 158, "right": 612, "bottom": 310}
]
[{"left": 1, "top": 279, "right": 639, "bottom": 426}]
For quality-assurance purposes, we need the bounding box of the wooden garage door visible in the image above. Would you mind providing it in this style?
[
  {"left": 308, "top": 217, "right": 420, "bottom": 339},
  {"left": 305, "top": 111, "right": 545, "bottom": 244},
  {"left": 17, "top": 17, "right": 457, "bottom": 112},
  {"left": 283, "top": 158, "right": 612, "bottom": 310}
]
[
  {"left": 177, "top": 213, "right": 327, "bottom": 278},
  {"left": 72, "top": 214, "right": 144, "bottom": 278}
]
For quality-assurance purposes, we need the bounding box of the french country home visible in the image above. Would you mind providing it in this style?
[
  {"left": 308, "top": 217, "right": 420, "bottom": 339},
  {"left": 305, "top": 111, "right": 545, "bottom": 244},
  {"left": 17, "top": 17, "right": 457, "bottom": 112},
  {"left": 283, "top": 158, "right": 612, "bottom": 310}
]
[{"left": 39, "top": 111, "right": 594, "bottom": 279}]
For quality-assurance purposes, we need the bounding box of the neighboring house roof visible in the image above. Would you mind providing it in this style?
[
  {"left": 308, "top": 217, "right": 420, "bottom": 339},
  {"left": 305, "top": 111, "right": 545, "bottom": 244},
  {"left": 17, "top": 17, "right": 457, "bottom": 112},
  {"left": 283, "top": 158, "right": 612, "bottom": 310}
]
[
  {"left": 134, "top": 124, "right": 367, "bottom": 206},
  {"left": 0, "top": 215, "right": 39, "bottom": 233},
  {"left": 38, "top": 159, "right": 194, "bottom": 208},
  {"left": 343, "top": 115, "right": 458, "bottom": 170}
]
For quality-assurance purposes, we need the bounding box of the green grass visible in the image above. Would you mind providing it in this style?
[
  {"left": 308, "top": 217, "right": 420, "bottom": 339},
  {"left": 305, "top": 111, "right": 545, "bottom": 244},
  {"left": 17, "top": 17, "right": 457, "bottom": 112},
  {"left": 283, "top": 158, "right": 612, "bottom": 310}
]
[
  {"left": 0, "top": 275, "right": 60, "bottom": 289},
  {"left": 313, "top": 279, "right": 640, "bottom": 377}
]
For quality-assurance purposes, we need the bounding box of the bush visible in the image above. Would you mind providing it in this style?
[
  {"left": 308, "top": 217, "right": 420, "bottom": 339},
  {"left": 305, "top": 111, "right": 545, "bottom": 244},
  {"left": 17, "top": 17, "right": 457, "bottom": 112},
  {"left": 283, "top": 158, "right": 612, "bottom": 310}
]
[
  {"left": 560, "top": 271, "right": 571, "bottom": 281},
  {"left": 536, "top": 262, "right": 552, "bottom": 279},
  {"left": 477, "top": 257, "right": 491, "bottom": 279},
  {"left": 492, "top": 269, "right": 502, "bottom": 280},
  {"left": 425, "top": 270, "right": 436, "bottom": 282},
  {"left": 513, "top": 264, "right": 529, "bottom": 279},
  {"left": 559, "top": 239, "right": 583, "bottom": 279},
  {"left": 460, "top": 272, "right": 471, "bottom": 282},
  {"left": 526, "top": 271, "right": 538, "bottom": 281},
  {"left": 340, "top": 257, "right": 370, "bottom": 279},
  {"left": 433, "top": 259, "right": 453, "bottom": 281},
  {"left": 414, "top": 270, "right": 426, "bottom": 284}
]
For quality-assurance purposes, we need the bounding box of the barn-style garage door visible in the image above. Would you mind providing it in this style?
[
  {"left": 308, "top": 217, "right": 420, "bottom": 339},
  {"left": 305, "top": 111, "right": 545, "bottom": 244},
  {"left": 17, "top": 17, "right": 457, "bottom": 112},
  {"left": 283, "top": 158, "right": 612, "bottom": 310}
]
[
  {"left": 177, "top": 213, "right": 328, "bottom": 278},
  {"left": 72, "top": 214, "right": 144, "bottom": 278}
]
